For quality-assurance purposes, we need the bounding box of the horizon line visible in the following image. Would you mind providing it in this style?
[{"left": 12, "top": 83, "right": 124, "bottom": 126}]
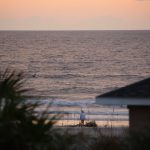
[{"left": 0, "top": 29, "right": 150, "bottom": 31}]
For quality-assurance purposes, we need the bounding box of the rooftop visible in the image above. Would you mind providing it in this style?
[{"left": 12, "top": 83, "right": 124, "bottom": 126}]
[
  {"left": 96, "top": 78, "right": 150, "bottom": 99},
  {"left": 96, "top": 78, "right": 150, "bottom": 106}
]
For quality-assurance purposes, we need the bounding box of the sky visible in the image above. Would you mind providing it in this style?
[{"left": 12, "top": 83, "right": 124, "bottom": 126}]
[{"left": 0, "top": 0, "right": 150, "bottom": 30}]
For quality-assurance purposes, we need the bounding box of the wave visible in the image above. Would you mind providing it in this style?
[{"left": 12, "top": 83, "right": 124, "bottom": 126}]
[
  {"left": 35, "top": 110, "right": 128, "bottom": 116},
  {"left": 27, "top": 99, "right": 96, "bottom": 107}
]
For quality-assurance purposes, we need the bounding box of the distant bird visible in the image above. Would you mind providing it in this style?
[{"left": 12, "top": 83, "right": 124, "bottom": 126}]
[{"left": 32, "top": 74, "right": 37, "bottom": 78}]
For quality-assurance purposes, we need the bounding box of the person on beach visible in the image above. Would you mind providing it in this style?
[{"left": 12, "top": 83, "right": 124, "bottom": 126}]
[{"left": 80, "top": 110, "right": 86, "bottom": 126}]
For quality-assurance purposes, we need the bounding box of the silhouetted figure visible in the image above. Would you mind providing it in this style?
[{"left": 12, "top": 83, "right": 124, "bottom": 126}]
[{"left": 80, "top": 110, "right": 86, "bottom": 126}]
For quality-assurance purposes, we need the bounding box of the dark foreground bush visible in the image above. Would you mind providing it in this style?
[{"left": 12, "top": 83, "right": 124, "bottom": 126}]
[
  {"left": 122, "top": 128, "right": 150, "bottom": 150},
  {"left": 0, "top": 69, "right": 60, "bottom": 150},
  {"left": 88, "top": 127, "right": 150, "bottom": 150},
  {"left": 88, "top": 130, "right": 122, "bottom": 150}
]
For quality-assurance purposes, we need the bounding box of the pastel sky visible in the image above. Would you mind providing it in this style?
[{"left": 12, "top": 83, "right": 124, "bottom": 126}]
[{"left": 0, "top": 0, "right": 150, "bottom": 30}]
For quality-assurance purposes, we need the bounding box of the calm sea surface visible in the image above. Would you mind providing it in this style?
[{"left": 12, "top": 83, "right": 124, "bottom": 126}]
[{"left": 0, "top": 30, "right": 150, "bottom": 126}]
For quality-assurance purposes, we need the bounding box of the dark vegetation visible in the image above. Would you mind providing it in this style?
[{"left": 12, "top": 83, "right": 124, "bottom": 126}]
[
  {"left": 0, "top": 68, "right": 150, "bottom": 150},
  {"left": 0, "top": 69, "right": 59, "bottom": 150}
]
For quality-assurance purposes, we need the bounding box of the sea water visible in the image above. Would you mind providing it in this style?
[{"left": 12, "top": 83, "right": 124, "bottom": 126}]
[{"left": 0, "top": 30, "right": 150, "bottom": 126}]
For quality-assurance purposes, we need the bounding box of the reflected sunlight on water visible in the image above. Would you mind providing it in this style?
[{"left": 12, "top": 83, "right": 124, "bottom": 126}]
[{"left": 1, "top": 30, "right": 150, "bottom": 127}]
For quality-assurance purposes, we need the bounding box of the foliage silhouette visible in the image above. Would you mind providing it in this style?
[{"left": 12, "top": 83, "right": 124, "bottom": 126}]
[{"left": 0, "top": 69, "right": 59, "bottom": 150}]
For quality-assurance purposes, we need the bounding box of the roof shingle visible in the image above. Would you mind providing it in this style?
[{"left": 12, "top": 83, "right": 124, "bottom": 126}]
[{"left": 96, "top": 78, "right": 150, "bottom": 98}]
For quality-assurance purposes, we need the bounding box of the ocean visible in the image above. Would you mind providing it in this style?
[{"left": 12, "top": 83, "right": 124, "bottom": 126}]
[{"left": 0, "top": 30, "right": 150, "bottom": 126}]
